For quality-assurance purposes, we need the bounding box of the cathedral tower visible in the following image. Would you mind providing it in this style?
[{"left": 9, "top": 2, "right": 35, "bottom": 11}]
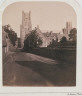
[
  {"left": 20, "top": 11, "right": 32, "bottom": 48},
  {"left": 66, "top": 22, "right": 72, "bottom": 34}
]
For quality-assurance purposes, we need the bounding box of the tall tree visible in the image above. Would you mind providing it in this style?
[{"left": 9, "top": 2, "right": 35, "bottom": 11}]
[
  {"left": 60, "top": 36, "right": 67, "bottom": 43},
  {"left": 60, "top": 36, "right": 67, "bottom": 46},
  {"left": 24, "top": 29, "right": 43, "bottom": 50},
  {"left": 4, "top": 25, "right": 17, "bottom": 46},
  {"left": 69, "top": 28, "right": 77, "bottom": 41}
]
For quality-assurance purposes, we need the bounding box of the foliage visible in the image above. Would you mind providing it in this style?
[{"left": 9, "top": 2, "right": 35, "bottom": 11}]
[
  {"left": 48, "top": 35, "right": 76, "bottom": 48},
  {"left": 24, "top": 29, "right": 43, "bottom": 50},
  {"left": 60, "top": 36, "right": 67, "bottom": 43},
  {"left": 69, "top": 28, "right": 77, "bottom": 41},
  {"left": 60, "top": 36, "right": 67, "bottom": 46},
  {"left": 48, "top": 39, "right": 59, "bottom": 48},
  {"left": 4, "top": 25, "right": 17, "bottom": 46},
  {"left": 48, "top": 27, "right": 77, "bottom": 48}
]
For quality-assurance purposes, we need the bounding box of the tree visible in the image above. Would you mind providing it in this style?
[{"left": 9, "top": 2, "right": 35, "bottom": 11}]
[
  {"left": 47, "top": 39, "right": 55, "bottom": 48},
  {"left": 47, "top": 39, "right": 60, "bottom": 48},
  {"left": 69, "top": 28, "right": 77, "bottom": 41},
  {"left": 60, "top": 36, "right": 67, "bottom": 43},
  {"left": 24, "top": 29, "right": 43, "bottom": 50},
  {"left": 60, "top": 36, "right": 67, "bottom": 46},
  {"left": 4, "top": 25, "right": 17, "bottom": 46}
]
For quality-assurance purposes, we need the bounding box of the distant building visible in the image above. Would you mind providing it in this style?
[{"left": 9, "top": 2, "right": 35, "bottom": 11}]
[
  {"left": 66, "top": 22, "right": 72, "bottom": 34},
  {"left": 43, "top": 31, "right": 69, "bottom": 42},
  {"left": 62, "top": 28, "right": 67, "bottom": 34},
  {"left": 43, "top": 31, "right": 57, "bottom": 46},
  {"left": 20, "top": 11, "right": 32, "bottom": 48},
  {"left": 62, "top": 22, "right": 72, "bottom": 35}
]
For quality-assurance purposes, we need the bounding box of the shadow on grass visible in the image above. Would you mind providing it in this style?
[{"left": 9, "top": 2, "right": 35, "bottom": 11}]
[
  {"left": 16, "top": 60, "right": 76, "bottom": 86},
  {"left": 24, "top": 48, "right": 76, "bottom": 64}
]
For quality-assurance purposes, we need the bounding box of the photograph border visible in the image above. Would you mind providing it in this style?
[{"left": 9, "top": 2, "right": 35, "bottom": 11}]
[{"left": 0, "top": 0, "right": 82, "bottom": 95}]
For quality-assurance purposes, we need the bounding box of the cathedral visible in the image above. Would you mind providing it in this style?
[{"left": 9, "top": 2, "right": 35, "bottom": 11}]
[
  {"left": 20, "top": 11, "right": 71, "bottom": 48},
  {"left": 20, "top": 11, "right": 56, "bottom": 48}
]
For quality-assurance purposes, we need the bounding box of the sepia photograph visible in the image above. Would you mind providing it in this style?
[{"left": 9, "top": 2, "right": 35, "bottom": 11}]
[{"left": 2, "top": 1, "right": 77, "bottom": 87}]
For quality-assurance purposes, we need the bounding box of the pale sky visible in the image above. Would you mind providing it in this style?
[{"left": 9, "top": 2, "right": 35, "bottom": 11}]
[{"left": 2, "top": 2, "right": 77, "bottom": 37}]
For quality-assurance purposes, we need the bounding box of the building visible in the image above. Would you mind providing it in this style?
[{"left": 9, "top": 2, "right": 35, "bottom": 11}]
[
  {"left": 66, "top": 22, "right": 72, "bottom": 34},
  {"left": 62, "top": 22, "right": 72, "bottom": 35},
  {"left": 20, "top": 11, "right": 57, "bottom": 48},
  {"left": 33, "top": 26, "right": 58, "bottom": 47},
  {"left": 62, "top": 28, "right": 67, "bottom": 34},
  {"left": 20, "top": 11, "right": 71, "bottom": 48},
  {"left": 20, "top": 11, "right": 32, "bottom": 48},
  {"left": 43, "top": 31, "right": 57, "bottom": 46}
]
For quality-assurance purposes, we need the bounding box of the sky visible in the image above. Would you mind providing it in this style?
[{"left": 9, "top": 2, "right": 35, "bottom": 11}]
[{"left": 2, "top": 2, "right": 77, "bottom": 37}]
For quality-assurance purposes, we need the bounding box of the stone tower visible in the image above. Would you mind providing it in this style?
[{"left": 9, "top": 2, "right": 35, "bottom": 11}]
[
  {"left": 20, "top": 11, "right": 32, "bottom": 48},
  {"left": 66, "top": 22, "right": 72, "bottom": 34}
]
